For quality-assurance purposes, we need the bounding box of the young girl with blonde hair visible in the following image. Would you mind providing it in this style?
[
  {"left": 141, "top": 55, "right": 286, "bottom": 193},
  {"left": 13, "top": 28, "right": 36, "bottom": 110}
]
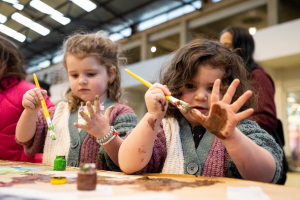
[
  {"left": 16, "top": 32, "right": 137, "bottom": 170},
  {"left": 119, "top": 39, "right": 282, "bottom": 183}
]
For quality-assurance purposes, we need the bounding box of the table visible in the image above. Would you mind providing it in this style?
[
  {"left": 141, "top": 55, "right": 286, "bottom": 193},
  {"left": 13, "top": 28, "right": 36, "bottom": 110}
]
[{"left": 0, "top": 160, "right": 300, "bottom": 200}]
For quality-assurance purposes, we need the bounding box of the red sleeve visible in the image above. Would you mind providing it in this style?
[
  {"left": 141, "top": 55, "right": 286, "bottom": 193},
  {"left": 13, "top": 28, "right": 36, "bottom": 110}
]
[
  {"left": 125, "top": 123, "right": 167, "bottom": 174},
  {"left": 250, "top": 66, "right": 277, "bottom": 134},
  {"left": 15, "top": 106, "right": 56, "bottom": 156}
]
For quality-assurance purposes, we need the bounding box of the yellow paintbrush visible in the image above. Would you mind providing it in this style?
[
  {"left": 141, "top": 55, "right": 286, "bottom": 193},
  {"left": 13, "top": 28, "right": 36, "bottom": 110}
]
[
  {"left": 125, "top": 69, "right": 192, "bottom": 114},
  {"left": 33, "top": 73, "right": 56, "bottom": 140}
]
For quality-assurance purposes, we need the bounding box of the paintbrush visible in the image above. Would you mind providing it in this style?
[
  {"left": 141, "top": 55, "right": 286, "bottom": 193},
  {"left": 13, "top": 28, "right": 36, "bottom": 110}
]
[
  {"left": 33, "top": 74, "right": 56, "bottom": 140},
  {"left": 125, "top": 69, "right": 192, "bottom": 114}
]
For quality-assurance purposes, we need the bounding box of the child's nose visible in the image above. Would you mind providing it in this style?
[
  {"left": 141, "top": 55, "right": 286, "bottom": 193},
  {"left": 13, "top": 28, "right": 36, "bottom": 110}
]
[
  {"left": 195, "top": 91, "right": 208, "bottom": 102},
  {"left": 79, "top": 75, "right": 88, "bottom": 85}
]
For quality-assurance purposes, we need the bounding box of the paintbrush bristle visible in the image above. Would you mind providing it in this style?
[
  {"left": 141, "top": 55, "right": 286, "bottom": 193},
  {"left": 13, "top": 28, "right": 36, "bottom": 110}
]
[
  {"left": 49, "top": 130, "right": 57, "bottom": 140},
  {"left": 177, "top": 100, "right": 193, "bottom": 114},
  {"left": 168, "top": 96, "right": 192, "bottom": 114}
]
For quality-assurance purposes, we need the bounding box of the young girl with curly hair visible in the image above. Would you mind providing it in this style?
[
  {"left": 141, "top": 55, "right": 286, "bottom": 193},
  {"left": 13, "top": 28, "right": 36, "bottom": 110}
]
[
  {"left": 119, "top": 39, "right": 282, "bottom": 183},
  {"left": 16, "top": 32, "right": 137, "bottom": 170}
]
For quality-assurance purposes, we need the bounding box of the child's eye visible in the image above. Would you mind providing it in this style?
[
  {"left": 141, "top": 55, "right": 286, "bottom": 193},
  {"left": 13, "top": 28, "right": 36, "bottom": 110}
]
[
  {"left": 185, "top": 84, "right": 195, "bottom": 89},
  {"left": 87, "top": 73, "right": 96, "bottom": 77},
  {"left": 71, "top": 74, "right": 78, "bottom": 78},
  {"left": 208, "top": 87, "right": 213, "bottom": 91}
]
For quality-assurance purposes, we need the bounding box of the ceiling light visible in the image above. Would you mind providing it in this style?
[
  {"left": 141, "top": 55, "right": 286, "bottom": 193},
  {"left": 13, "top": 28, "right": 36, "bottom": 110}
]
[
  {"left": 30, "top": 0, "right": 70, "bottom": 25},
  {"left": 50, "top": 15, "right": 70, "bottom": 25},
  {"left": 249, "top": 27, "right": 257, "bottom": 35},
  {"left": 151, "top": 46, "right": 156, "bottom": 52},
  {"left": 3, "top": 0, "right": 18, "bottom": 3},
  {"left": 71, "top": 0, "right": 97, "bottom": 12},
  {"left": 0, "top": 14, "right": 7, "bottom": 23},
  {"left": 0, "top": 24, "right": 26, "bottom": 42},
  {"left": 38, "top": 60, "right": 51, "bottom": 68},
  {"left": 138, "top": 3, "right": 197, "bottom": 31},
  {"left": 3, "top": 0, "right": 24, "bottom": 10},
  {"left": 52, "top": 54, "right": 64, "bottom": 64},
  {"left": 109, "top": 33, "right": 123, "bottom": 42},
  {"left": 11, "top": 12, "right": 50, "bottom": 36},
  {"left": 13, "top": 4, "right": 24, "bottom": 10},
  {"left": 120, "top": 28, "right": 132, "bottom": 37},
  {"left": 26, "top": 66, "right": 39, "bottom": 73}
]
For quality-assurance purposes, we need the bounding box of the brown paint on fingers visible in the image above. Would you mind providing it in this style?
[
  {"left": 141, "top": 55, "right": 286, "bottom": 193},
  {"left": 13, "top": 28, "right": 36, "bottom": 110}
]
[
  {"left": 205, "top": 104, "right": 227, "bottom": 139},
  {"left": 161, "top": 101, "right": 166, "bottom": 112}
]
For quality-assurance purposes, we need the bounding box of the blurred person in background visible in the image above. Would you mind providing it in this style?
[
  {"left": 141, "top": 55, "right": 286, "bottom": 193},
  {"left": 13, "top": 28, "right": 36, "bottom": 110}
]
[
  {"left": 219, "top": 26, "right": 287, "bottom": 184},
  {"left": 219, "top": 26, "right": 277, "bottom": 134},
  {"left": 0, "top": 36, "right": 54, "bottom": 163}
]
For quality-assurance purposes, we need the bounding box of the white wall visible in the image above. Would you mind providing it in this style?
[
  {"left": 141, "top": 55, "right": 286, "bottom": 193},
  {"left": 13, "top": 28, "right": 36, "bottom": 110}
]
[{"left": 254, "top": 18, "right": 300, "bottom": 68}]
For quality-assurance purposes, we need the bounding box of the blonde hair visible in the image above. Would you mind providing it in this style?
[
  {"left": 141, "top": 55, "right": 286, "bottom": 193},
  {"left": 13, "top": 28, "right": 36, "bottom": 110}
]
[{"left": 62, "top": 31, "right": 125, "bottom": 112}]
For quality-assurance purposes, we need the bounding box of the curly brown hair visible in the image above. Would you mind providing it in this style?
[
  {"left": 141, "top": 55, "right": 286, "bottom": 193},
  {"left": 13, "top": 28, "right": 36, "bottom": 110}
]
[
  {"left": 160, "top": 39, "right": 257, "bottom": 119},
  {"left": 0, "top": 36, "right": 26, "bottom": 90},
  {"left": 62, "top": 32, "right": 125, "bottom": 112}
]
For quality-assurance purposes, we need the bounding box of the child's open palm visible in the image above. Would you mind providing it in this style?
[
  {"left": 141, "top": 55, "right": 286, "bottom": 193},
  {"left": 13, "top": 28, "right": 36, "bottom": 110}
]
[
  {"left": 74, "top": 96, "right": 115, "bottom": 140},
  {"left": 191, "top": 79, "right": 254, "bottom": 139}
]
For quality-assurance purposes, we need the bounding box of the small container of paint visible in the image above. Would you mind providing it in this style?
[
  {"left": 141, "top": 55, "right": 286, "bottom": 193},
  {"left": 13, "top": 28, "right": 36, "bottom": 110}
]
[
  {"left": 77, "top": 163, "right": 97, "bottom": 191},
  {"left": 50, "top": 177, "right": 67, "bottom": 185},
  {"left": 54, "top": 155, "right": 66, "bottom": 171}
]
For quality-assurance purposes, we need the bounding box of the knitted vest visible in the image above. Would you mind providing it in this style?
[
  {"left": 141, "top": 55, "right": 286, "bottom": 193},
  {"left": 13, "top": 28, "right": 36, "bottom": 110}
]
[
  {"left": 43, "top": 100, "right": 137, "bottom": 170},
  {"left": 162, "top": 117, "right": 228, "bottom": 177},
  {"left": 43, "top": 102, "right": 70, "bottom": 166}
]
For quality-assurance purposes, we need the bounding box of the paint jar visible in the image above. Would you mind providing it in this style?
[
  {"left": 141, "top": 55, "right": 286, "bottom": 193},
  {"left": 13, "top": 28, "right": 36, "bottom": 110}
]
[
  {"left": 77, "top": 163, "right": 97, "bottom": 191},
  {"left": 50, "top": 177, "right": 67, "bottom": 185},
  {"left": 54, "top": 155, "right": 66, "bottom": 171}
]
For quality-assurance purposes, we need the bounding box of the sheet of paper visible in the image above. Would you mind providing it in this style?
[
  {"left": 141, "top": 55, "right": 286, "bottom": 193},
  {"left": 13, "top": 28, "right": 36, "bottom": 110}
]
[
  {"left": 83, "top": 193, "right": 177, "bottom": 200},
  {"left": 227, "top": 186, "right": 270, "bottom": 200},
  {"left": 10, "top": 166, "right": 45, "bottom": 171},
  {"left": 97, "top": 172, "right": 141, "bottom": 180},
  {"left": 76, "top": 185, "right": 113, "bottom": 196},
  {"left": 44, "top": 171, "right": 78, "bottom": 177},
  {"left": 0, "top": 188, "right": 78, "bottom": 200}
]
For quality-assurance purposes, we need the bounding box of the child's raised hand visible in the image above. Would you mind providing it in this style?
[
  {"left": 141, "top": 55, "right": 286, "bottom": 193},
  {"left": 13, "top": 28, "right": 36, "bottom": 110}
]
[
  {"left": 74, "top": 95, "right": 115, "bottom": 139},
  {"left": 145, "top": 83, "right": 170, "bottom": 118},
  {"left": 22, "top": 88, "right": 47, "bottom": 112},
  {"left": 190, "top": 79, "right": 254, "bottom": 140}
]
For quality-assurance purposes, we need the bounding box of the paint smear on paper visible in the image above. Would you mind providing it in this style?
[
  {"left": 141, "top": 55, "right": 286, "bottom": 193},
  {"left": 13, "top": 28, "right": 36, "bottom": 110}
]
[
  {"left": 0, "top": 167, "right": 29, "bottom": 175},
  {"left": 10, "top": 166, "right": 45, "bottom": 171}
]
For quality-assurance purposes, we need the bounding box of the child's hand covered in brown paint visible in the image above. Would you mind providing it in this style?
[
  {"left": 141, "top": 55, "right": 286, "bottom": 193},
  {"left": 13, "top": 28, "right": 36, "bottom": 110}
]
[
  {"left": 145, "top": 83, "right": 170, "bottom": 118},
  {"left": 74, "top": 95, "right": 115, "bottom": 139},
  {"left": 190, "top": 79, "right": 254, "bottom": 140}
]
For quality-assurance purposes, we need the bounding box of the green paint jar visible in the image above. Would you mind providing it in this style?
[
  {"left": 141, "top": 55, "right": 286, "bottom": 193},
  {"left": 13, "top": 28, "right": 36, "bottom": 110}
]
[{"left": 54, "top": 155, "right": 66, "bottom": 171}]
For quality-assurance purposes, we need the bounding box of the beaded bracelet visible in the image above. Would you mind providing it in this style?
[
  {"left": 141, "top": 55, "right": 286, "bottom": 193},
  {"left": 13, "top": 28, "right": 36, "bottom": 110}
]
[
  {"left": 101, "top": 130, "right": 119, "bottom": 146},
  {"left": 96, "top": 126, "right": 114, "bottom": 144}
]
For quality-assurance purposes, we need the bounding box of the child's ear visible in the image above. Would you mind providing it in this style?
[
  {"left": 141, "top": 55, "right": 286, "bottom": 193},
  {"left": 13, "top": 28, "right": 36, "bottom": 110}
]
[{"left": 108, "top": 66, "right": 117, "bottom": 83}]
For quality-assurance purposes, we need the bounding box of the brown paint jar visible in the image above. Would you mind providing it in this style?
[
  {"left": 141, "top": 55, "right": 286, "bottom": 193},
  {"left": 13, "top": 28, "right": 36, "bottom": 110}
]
[{"left": 77, "top": 163, "right": 97, "bottom": 191}]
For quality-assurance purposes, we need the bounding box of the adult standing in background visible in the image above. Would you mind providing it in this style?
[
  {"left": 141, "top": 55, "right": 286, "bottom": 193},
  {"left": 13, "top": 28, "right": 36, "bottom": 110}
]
[
  {"left": 0, "top": 36, "right": 54, "bottom": 163},
  {"left": 219, "top": 26, "right": 287, "bottom": 185},
  {"left": 219, "top": 26, "right": 277, "bottom": 135}
]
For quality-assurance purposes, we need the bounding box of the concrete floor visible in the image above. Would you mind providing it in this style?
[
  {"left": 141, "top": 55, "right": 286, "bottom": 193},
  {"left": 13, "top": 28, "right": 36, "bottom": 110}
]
[{"left": 285, "top": 172, "right": 300, "bottom": 189}]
